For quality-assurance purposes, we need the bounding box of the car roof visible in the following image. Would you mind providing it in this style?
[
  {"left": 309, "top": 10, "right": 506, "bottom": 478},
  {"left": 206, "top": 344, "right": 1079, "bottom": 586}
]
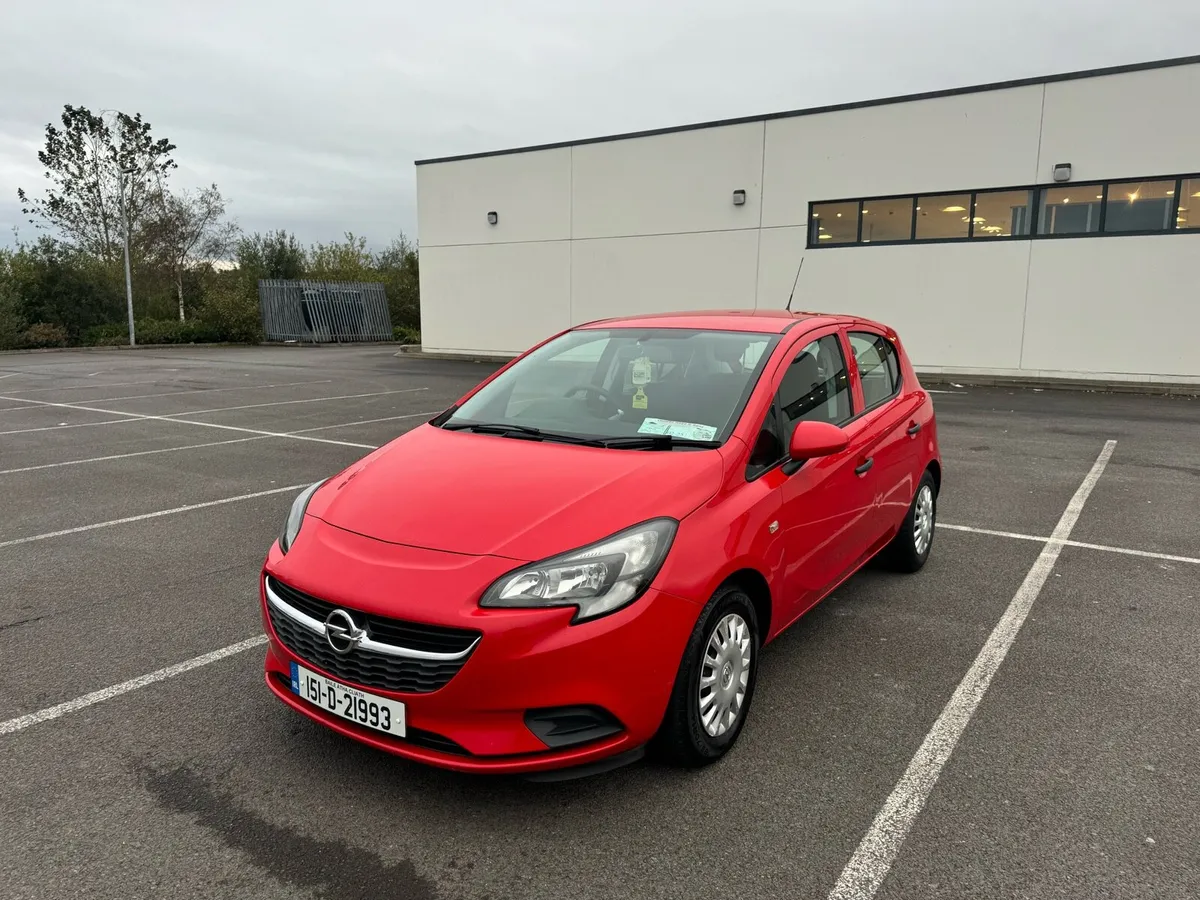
[{"left": 576, "top": 309, "right": 885, "bottom": 335}]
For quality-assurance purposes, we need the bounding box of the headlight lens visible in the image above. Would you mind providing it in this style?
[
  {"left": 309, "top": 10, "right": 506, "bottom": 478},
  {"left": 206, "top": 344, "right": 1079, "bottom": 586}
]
[
  {"left": 480, "top": 518, "right": 677, "bottom": 622},
  {"left": 279, "top": 481, "right": 323, "bottom": 554}
]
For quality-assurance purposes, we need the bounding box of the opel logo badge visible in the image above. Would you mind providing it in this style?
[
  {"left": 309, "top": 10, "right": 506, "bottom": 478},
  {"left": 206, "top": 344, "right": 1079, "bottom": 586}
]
[{"left": 324, "top": 609, "right": 365, "bottom": 655}]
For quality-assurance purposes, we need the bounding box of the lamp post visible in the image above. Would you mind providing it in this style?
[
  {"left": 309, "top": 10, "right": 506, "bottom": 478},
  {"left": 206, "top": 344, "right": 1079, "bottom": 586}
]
[{"left": 118, "top": 164, "right": 138, "bottom": 347}]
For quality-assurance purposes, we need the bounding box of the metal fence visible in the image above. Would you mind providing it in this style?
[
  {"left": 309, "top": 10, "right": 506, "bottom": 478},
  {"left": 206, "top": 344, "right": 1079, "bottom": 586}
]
[{"left": 258, "top": 279, "right": 394, "bottom": 343}]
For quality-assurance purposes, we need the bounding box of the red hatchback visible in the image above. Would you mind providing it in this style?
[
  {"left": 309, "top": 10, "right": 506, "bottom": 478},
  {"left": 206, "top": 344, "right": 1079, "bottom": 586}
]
[{"left": 261, "top": 311, "right": 941, "bottom": 777}]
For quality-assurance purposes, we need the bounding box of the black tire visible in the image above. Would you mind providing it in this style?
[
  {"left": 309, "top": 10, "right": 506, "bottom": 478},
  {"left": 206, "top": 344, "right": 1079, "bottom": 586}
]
[
  {"left": 653, "top": 584, "right": 760, "bottom": 768},
  {"left": 882, "top": 469, "right": 937, "bottom": 572}
]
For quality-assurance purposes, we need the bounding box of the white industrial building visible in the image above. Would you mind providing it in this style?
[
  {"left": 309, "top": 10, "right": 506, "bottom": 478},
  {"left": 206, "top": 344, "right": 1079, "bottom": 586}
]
[{"left": 414, "top": 56, "right": 1200, "bottom": 386}]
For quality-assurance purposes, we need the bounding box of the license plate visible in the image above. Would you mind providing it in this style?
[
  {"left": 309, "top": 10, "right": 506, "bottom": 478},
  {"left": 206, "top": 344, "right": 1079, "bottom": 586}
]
[{"left": 290, "top": 662, "right": 406, "bottom": 736}]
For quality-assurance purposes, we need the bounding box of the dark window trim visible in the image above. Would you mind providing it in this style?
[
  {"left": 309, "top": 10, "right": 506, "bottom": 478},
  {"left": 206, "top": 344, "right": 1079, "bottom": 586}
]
[
  {"left": 848, "top": 330, "right": 902, "bottom": 416},
  {"left": 807, "top": 171, "right": 1200, "bottom": 249}
]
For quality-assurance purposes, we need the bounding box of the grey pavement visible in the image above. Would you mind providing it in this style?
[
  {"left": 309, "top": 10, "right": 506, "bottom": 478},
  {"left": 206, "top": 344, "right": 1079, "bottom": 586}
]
[{"left": 0, "top": 345, "right": 1196, "bottom": 900}]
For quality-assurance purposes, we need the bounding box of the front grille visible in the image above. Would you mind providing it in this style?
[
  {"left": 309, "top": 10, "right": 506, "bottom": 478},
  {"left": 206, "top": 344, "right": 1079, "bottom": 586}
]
[
  {"left": 266, "top": 578, "right": 478, "bottom": 694},
  {"left": 267, "top": 577, "right": 478, "bottom": 654}
]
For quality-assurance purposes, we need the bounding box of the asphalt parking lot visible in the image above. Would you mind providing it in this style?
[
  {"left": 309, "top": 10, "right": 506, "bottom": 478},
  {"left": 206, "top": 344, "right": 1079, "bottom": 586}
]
[{"left": 1, "top": 345, "right": 1197, "bottom": 900}]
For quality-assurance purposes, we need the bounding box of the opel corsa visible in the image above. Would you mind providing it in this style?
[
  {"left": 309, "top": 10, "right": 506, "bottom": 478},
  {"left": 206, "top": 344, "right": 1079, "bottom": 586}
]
[{"left": 261, "top": 311, "right": 942, "bottom": 776}]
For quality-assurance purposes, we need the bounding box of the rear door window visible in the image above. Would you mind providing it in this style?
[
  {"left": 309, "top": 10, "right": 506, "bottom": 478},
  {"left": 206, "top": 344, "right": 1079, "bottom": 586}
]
[{"left": 849, "top": 332, "right": 901, "bottom": 409}]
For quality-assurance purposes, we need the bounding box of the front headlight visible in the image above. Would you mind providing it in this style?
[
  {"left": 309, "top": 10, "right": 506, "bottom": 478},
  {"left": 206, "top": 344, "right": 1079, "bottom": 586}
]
[
  {"left": 278, "top": 481, "right": 324, "bottom": 554},
  {"left": 479, "top": 518, "right": 677, "bottom": 622}
]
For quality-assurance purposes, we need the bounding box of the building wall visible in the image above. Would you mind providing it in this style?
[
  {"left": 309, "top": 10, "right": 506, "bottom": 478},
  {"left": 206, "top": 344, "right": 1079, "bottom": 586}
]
[{"left": 415, "top": 62, "right": 1200, "bottom": 381}]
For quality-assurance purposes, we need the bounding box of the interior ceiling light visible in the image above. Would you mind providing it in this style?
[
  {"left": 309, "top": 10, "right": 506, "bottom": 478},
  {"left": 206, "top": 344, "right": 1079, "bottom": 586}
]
[
  {"left": 818, "top": 233, "right": 832, "bottom": 240},
  {"left": 1095, "top": 194, "right": 1103, "bottom": 199},
  {"left": 862, "top": 209, "right": 870, "bottom": 214},
  {"left": 1128, "top": 191, "right": 1139, "bottom": 201},
  {"left": 942, "top": 205, "right": 966, "bottom": 212},
  {"left": 1192, "top": 191, "right": 1200, "bottom": 197},
  {"left": 915, "top": 206, "right": 921, "bottom": 211},
  {"left": 812, "top": 212, "right": 820, "bottom": 218},
  {"left": 1063, "top": 198, "right": 1071, "bottom": 203},
  {"left": 836, "top": 212, "right": 843, "bottom": 217},
  {"left": 1166, "top": 190, "right": 1174, "bottom": 195}
]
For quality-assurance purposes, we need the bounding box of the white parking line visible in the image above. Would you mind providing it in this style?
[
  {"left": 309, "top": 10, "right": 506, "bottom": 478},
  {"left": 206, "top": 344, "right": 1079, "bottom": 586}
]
[
  {"left": 0, "top": 636, "right": 268, "bottom": 735},
  {"left": 0, "top": 388, "right": 430, "bottom": 435},
  {"left": 827, "top": 439, "right": 1117, "bottom": 900},
  {"left": 0, "top": 483, "right": 310, "bottom": 550},
  {"left": 940, "top": 523, "right": 1200, "bottom": 565},
  {"left": 0, "top": 410, "right": 440, "bottom": 475},
  {"left": 0, "top": 378, "right": 310, "bottom": 397}
]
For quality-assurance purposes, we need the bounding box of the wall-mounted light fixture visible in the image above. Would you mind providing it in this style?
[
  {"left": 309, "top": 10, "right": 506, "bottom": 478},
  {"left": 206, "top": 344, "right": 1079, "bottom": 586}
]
[
  {"left": 732, "top": 189, "right": 746, "bottom": 206},
  {"left": 487, "top": 210, "right": 498, "bottom": 225},
  {"left": 1052, "top": 163, "right": 1072, "bottom": 183}
]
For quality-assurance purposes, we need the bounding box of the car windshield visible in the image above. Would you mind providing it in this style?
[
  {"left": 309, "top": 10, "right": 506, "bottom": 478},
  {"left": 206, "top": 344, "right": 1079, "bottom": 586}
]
[{"left": 441, "top": 328, "right": 780, "bottom": 446}]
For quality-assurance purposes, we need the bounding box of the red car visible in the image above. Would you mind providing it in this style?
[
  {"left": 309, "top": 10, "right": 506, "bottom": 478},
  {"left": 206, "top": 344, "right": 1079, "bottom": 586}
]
[{"left": 261, "top": 310, "right": 941, "bottom": 778}]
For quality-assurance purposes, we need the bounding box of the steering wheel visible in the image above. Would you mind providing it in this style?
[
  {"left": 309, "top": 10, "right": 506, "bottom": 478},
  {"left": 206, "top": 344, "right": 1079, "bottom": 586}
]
[{"left": 563, "top": 384, "right": 620, "bottom": 417}]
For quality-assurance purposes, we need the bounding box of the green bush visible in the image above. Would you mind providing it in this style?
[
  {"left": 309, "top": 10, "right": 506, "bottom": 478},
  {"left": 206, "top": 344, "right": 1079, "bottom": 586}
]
[
  {"left": 393, "top": 326, "right": 421, "bottom": 345},
  {"left": 195, "top": 277, "right": 263, "bottom": 343},
  {"left": 0, "top": 278, "right": 27, "bottom": 351},
  {"left": 20, "top": 322, "right": 70, "bottom": 348},
  {"left": 82, "top": 322, "right": 128, "bottom": 346}
]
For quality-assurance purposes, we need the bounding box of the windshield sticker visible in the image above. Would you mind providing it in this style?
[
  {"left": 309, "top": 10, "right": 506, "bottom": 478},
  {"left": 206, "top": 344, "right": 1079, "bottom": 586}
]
[
  {"left": 637, "top": 418, "right": 717, "bottom": 441},
  {"left": 631, "top": 387, "right": 649, "bottom": 410},
  {"left": 630, "top": 356, "right": 653, "bottom": 385}
]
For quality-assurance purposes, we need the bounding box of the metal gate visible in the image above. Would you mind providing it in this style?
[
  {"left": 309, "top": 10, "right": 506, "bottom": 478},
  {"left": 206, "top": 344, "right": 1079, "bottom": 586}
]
[{"left": 258, "top": 279, "right": 394, "bottom": 343}]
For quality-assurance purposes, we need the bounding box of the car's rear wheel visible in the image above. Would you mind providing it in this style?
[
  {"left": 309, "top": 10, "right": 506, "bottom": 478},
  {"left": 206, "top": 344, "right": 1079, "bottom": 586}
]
[
  {"left": 883, "top": 469, "right": 937, "bottom": 572},
  {"left": 654, "top": 585, "right": 760, "bottom": 767}
]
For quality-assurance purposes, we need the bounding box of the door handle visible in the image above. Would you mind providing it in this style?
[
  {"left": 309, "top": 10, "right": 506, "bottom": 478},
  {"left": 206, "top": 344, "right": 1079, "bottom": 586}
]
[
  {"left": 855, "top": 458, "right": 874, "bottom": 476},
  {"left": 906, "top": 421, "right": 922, "bottom": 436}
]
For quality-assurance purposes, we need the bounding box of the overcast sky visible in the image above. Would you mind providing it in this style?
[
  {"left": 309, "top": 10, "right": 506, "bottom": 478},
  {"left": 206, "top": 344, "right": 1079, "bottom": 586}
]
[{"left": 2, "top": 0, "right": 1198, "bottom": 250}]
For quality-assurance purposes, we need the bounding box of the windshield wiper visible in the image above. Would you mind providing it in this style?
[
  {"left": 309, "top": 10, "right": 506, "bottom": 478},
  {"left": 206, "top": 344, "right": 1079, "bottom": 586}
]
[
  {"left": 599, "top": 435, "right": 720, "bottom": 450},
  {"left": 441, "top": 422, "right": 603, "bottom": 446}
]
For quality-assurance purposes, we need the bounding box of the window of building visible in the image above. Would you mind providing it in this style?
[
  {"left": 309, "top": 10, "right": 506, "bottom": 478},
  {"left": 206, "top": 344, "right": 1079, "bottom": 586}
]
[
  {"left": 1104, "top": 179, "right": 1176, "bottom": 233},
  {"left": 810, "top": 202, "right": 859, "bottom": 244},
  {"left": 915, "top": 193, "right": 971, "bottom": 240},
  {"left": 1179, "top": 178, "right": 1200, "bottom": 230},
  {"left": 860, "top": 197, "right": 914, "bottom": 243},
  {"left": 849, "top": 332, "right": 900, "bottom": 408},
  {"left": 778, "top": 335, "right": 853, "bottom": 446},
  {"left": 1037, "top": 184, "right": 1104, "bottom": 235},
  {"left": 971, "top": 189, "right": 1034, "bottom": 238}
]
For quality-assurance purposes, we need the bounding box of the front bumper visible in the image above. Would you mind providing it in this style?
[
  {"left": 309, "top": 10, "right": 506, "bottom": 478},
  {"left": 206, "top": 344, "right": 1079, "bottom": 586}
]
[{"left": 260, "top": 521, "right": 699, "bottom": 774}]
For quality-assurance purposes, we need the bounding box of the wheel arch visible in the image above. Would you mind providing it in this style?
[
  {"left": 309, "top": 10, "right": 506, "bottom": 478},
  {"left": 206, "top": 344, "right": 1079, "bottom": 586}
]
[{"left": 719, "top": 567, "right": 773, "bottom": 642}]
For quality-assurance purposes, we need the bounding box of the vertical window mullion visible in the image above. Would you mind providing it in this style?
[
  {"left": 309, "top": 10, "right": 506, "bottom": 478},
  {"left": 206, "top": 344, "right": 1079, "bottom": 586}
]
[
  {"left": 1172, "top": 178, "right": 1183, "bottom": 230},
  {"left": 909, "top": 196, "right": 918, "bottom": 240},
  {"left": 1030, "top": 188, "right": 1042, "bottom": 237},
  {"left": 856, "top": 200, "right": 864, "bottom": 243},
  {"left": 1098, "top": 183, "right": 1108, "bottom": 233},
  {"left": 968, "top": 193, "right": 977, "bottom": 238}
]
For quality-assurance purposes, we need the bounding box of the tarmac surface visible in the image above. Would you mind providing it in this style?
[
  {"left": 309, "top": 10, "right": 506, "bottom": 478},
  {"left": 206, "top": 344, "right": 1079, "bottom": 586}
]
[{"left": 1, "top": 345, "right": 1197, "bottom": 900}]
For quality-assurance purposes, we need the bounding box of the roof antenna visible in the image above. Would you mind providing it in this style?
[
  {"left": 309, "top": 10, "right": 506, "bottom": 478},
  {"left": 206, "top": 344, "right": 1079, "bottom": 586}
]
[{"left": 784, "top": 256, "right": 805, "bottom": 313}]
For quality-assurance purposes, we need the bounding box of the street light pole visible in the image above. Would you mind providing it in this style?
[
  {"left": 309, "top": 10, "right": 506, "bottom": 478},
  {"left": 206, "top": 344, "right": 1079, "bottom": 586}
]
[{"left": 118, "top": 164, "right": 137, "bottom": 348}]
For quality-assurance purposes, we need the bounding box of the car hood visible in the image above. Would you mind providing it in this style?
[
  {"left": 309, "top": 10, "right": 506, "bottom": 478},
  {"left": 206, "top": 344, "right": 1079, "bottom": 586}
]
[{"left": 307, "top": 424, "right": 725, "bottom": 561}]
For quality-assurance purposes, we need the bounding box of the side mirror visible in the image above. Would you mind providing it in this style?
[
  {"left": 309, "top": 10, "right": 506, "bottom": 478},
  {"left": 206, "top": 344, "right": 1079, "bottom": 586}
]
[{"left": 788, "top": 420, "right": 849, "bottom": 460}]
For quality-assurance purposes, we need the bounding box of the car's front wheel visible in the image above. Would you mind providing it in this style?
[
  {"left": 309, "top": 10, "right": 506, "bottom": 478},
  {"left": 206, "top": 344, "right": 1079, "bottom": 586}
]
[{"left": 654, "top": 585, "right": 760, "bottom": 767}]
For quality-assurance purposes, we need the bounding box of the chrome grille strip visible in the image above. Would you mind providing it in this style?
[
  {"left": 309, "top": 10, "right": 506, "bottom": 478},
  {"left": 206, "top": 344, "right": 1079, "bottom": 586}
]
[{"left": 265, "top": 581, "right": 479, "bottom": 662}]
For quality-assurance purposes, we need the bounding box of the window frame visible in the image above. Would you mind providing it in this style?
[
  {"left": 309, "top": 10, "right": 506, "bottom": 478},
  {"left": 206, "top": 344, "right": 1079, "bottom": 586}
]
[
  {"left": 744, "top": 327, "right": 856, "bottom": 481},
  {"left": 806, "top": 172, "right": 1200, "bottom": 249},
  {"left": 847, "top": 329, "right": 903, "bottom": 414}
]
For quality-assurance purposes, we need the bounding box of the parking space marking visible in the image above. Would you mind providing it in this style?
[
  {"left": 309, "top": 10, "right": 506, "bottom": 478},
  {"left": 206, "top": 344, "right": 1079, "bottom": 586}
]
[
  {"left": 827, "top": 439, "right": 1117, "bottom": 900},
  {"left": 0, "top": 483, "right": 311, "bottom": 550},
  {"left": 0, "top": 388, "right": 430, "bottom": 435},
  {"left": 0, "top": 378, "right": 263, "bottom": 396},
  {"left": 0, "top": 395, "right": 386, "bottom": 448},
  {"left": 19, "top": 378, "right": 335, "bottom": 404},
  {"left": 0, "top": 636, "right": 267, "bottom": 736},
  {"left": 0, "top": 410, "right": 441, "bottom": 475},
  {"left": 940, "top": 523, "right": 1200, "bottom": 565}
]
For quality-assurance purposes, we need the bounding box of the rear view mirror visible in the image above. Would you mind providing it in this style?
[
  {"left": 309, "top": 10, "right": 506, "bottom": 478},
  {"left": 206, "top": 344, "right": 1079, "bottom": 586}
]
[{"left": 788, "top": 421, "right": 849, "bottom": 460}]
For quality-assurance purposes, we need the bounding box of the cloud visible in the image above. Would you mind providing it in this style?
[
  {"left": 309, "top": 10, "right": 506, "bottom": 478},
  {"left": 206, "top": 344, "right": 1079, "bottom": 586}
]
[{"left": 2, "top": 0, "right": 1198, "bottom": 248}]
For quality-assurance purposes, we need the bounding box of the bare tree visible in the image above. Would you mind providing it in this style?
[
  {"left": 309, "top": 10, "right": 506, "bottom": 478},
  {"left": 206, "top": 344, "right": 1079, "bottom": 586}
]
[{"left": 148, "top": 185, "right": 240, "bottom": 320}]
